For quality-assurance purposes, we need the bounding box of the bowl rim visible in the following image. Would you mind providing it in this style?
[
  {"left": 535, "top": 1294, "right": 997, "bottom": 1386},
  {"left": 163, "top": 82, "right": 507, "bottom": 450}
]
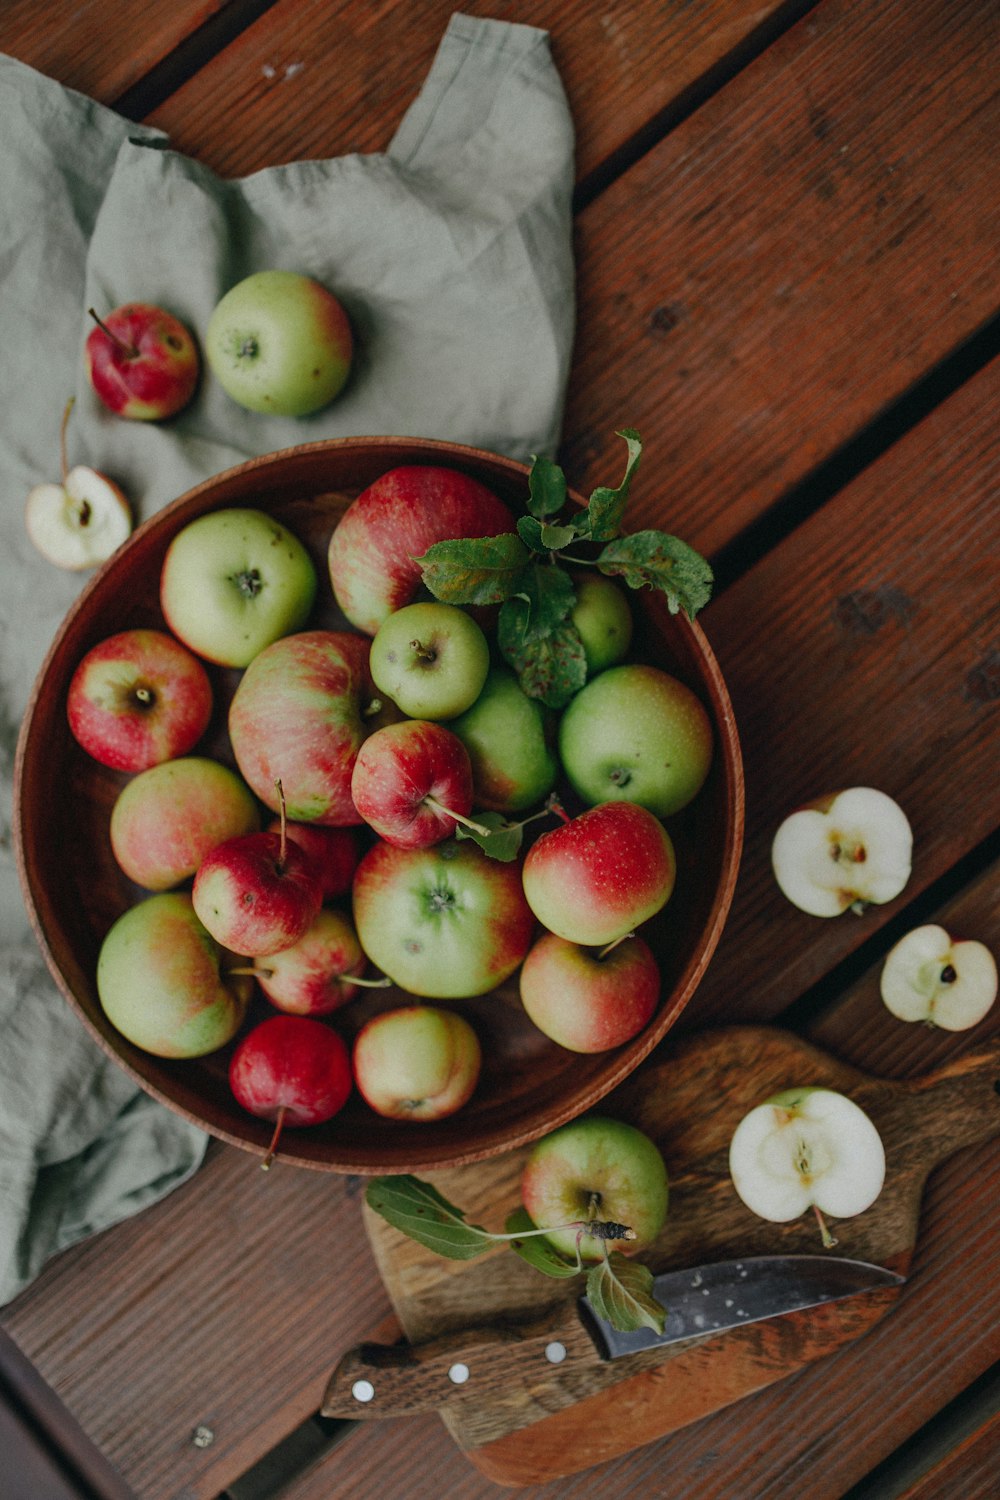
[{"left": 13, "top": 434, "right": 745, "bottom": 1173}]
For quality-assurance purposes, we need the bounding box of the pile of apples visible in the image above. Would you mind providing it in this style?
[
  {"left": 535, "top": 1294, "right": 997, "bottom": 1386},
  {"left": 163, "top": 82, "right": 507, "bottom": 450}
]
[{"left": 70, "top": 463, "right": 717, "bottom": 1163}]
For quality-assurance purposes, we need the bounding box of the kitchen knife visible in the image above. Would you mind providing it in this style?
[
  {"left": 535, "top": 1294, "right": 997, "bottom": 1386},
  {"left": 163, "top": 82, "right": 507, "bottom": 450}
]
[{"left": 321, "top": 1253, "right": 904, "bottom": 1420}]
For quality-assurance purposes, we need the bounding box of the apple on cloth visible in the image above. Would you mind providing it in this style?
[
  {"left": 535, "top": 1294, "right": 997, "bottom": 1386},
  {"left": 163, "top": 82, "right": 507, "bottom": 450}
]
[{"left": 0, "top": 14, "right": 576, "bottom": 1305}]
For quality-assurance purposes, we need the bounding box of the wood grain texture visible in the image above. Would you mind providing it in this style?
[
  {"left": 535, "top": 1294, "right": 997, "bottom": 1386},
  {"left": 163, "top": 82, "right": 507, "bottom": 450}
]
[
  {"left": 138, "top": 0, "right": 806, "bottom": 181},
  {"left": 679, "top": 352, "right": 999, "bottom": 1031},
  {"left": 894, "top": 1411, "right": 1000, "bottom": 1500},
  {"left": 0, "top": 0, "right": 231, "bottom": 103},
  {"left": 561, "top": 0, "right": 1000, "bottom": 532}
]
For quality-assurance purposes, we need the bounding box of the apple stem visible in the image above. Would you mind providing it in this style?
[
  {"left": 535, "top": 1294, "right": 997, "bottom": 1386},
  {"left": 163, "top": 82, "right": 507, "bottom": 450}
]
[
  {"left": 597, "top": 932, "right": 634, "bottom": 960},
  {"left": 813, "top": 1205, "right": 838, "bottom": 1249},
  {"left": 362, "top": 697, "right": 384, "bottom": 719},
  {"left": 59, "top": 396, "right": 75, "bottom": 484},
  {"left": 550, "top": 798, "right": 572, "bottom": 826},
  {"left": 87, "top": 307, "right": 138, "bottom": 359},
  {"left": 423, "top": 796, "right": 493, "bottom": 837},
  {"left": 229, "top": 966, "right": 266, "bottom": 978},
  {"left": 409, "top": 637, "right": 437, "bottom": 663},
  {"left": 343, "top": 972, "right": 394, "bottom": 988},
  {"left": 274, "top": 779, "right": 288, "bottom": 870},
  {"left": 261, "top": 1106, "right": 288, "bottom": 1171}
]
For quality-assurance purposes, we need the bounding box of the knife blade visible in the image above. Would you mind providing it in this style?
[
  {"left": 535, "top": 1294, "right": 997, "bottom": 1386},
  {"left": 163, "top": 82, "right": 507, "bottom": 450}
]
[{"left": 321, "top": 1254, "right": 904, "bottom": 1420}]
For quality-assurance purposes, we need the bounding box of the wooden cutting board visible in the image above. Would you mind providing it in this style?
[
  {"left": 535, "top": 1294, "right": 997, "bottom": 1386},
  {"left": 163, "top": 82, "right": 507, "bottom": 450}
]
[{"left": 356, "top": 1024, "right": 1000, "bottom": 1485}]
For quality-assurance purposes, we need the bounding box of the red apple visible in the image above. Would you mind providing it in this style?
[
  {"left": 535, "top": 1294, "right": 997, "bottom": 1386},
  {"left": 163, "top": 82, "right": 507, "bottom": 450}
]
[
  {"left": 521, "top": 802, "right": 676, "bottom": 947},
  {"left": 352, "top": 1005, "right": 481, "bottom": 1121},
  {"left": 229, "top": 1015, "right": 352, "bottom": 1168},
  {"left": 254, "top": 907, "right": 371, "bottom": 1015},
  {"left": 229, "top": 630, "right": 377, "bottom": 825},
  {"left": 84, "top": 303, "right": 199, "bottom": 420},
  {"left": 192, "top": 827, "right": 323, "bottom": 957},
  {"left": 109, "top": 756, "right": 260, "bottom": 891},
  {"left": 352, "top": 838, "right": 535, "bottom": 998},
  {"left": 519, "top": 932, "right": 660, "bottom": 1052},
  {"left": 328, "top": 465, "right": 515, "bottom": 636},
  {"left": 267, "top": 819, "right": 361, "bottom": 900},
  {"left": 67, "top": 628, "right": 213, "bottom": 772},
  {"left": 350, "top": 720, "right": 478, "bottom": 848}
]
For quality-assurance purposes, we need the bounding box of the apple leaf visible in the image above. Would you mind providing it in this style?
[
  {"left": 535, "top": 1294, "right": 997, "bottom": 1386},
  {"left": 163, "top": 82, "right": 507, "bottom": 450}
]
[
  {"left": 586, "top": 1253, "right": 667, "bottom": 1334},
  {"left": 454, "top": 811, "right": 524, "bottom": 862},
  {"left": 499, "top": 595, "right": 588, "bottom": 709},
  {"left": 527, "top": 454, "right": 568, "bottom": 518},
  {"left": 517, "top": 515, "right": 580, "bottom": 554},
  {"left": 504, "top": 1208, "right": 583, "bottom": 1278},
  {"left": 584, "top": 428, "right": 643, "bottom": 542},
  {"left": 597, "top": 530, "right": 714, "bottom": 619},
  {"left": 416, "top": 533, "right": 530, "bottom": 605},
  {"left": 365, "top": 1175, "right": 498, "bottom": 1261}
]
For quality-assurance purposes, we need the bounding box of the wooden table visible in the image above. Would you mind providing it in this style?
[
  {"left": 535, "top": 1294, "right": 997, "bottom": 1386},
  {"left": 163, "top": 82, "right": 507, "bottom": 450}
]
[{"left": 2, "top": 2, "right": 998, "bottom": 1496}]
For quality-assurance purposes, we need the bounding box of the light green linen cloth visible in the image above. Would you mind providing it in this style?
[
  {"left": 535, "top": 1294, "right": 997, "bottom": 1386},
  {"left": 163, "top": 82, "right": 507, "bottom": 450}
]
[{"left": 0, "top": 14, "right": 575, "bottom": 1306}]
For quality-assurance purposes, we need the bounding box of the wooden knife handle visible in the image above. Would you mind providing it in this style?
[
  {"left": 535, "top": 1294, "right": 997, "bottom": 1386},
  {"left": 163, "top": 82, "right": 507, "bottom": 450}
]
[{"left": 321, "top": 1303, "right": 596, "bottom": 1420}]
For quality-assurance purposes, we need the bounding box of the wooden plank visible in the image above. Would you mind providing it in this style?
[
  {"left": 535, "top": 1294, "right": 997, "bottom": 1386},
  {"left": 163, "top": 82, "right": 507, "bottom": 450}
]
[
  {"left": 681, "top": 351, "right": 999, "bottom": 1029},
  {"left": 561, "top": 0, "right": 1000, "bottom": 537},
  {"left": 138, "top": 0, "right": 808, "bottom": 182},
  {"left": 0, "top": 1151, "right": 395, "bottom": 1500},
  {"left": 0, "top": 1, "right": 233, "bottom": 104},
  {"left": 893, "top": 1410, "right": 1000, "bottom": 1500}
]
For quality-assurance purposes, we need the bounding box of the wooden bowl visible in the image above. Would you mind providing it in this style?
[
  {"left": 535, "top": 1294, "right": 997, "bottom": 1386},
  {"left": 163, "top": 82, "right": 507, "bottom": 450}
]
[{"left": 14, "top": 437, "right": 743, "bottom": 1175}]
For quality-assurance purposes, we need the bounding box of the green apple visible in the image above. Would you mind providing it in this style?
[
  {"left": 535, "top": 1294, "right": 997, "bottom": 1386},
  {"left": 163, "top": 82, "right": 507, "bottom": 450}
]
[
  {"left": 205, "top": 269, "right": 353, "bottom": 416},
  {"left": 352, "top": 1005, "right": 482, "bottom": 1120},
  {"left": 447, "top": 666, "right": 557, "bottom": 813},
  {"left": 520, "top": 1114, "right": 669, "bottom": 1261},
  {"left": 352, "top": 837, "right": 535, "bottom": 998},
  {"left": 369, "top": 601, "right": 489, "bottom": 720},
  {"left": 558, "top": 663, "right": 713, "bottom": 818},
  {"left": 728, "top": 1087, "right": 885, "bottom": 1245},
  {"left": 160, "top": 507, "right": 317, "bottom": 668},
  {"left": 569, "top": 573, "right": 633, "bottom": 676},
  {"left": 97, "top": 892, "right": 253, "bottom": 1057}
]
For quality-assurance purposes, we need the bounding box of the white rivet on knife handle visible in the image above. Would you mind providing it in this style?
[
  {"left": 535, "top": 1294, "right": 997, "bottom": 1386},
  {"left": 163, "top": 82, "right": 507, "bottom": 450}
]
[
  {"left": 545, "top": 1341, "right": 567, "bottom": 1363},
  {"left": 448, "top": 1363, "right": 470, "bottom": 1384},
  {"left": 351, "top": 1379, "right": 375, "bottom": 1403}
]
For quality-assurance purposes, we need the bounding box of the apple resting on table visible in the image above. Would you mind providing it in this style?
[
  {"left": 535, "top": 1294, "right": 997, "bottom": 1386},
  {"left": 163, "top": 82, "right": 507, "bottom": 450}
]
[
  {"left": 352, "top": 836, "right": 535, "bottom": 999},
  {"left": 880, "top": 924, "right": 997, "bottom": 1030},
  {"left": 85, "top": 303, "right": 200, "bottom": 420},
  {"left": 67, "top": 628, "right": 213, "bottom": 772},
  {"left": 109, "top": 756, "right": 259, "bottom": 891},
  {"left": 728, "top": 1087, "right": 886, "bottom": 1247},
  {"left": 519, "top": 931, "right": 660, "bottom": 1053},
  {"left": 521, "top": 801, "right": 676, "bottom": 948},
  {"left": 328, "top": 464, "right": 515, "bottom": 636},
  {"left": 771, "top": 786, "right": 913, "bottom": 916},
  {"left": 160, "top": 506, "right": 317, "bottom": 669},
  {"left": 229, "top": 1015, "right": 353, "bottom": 1169},
  {"left": 520, "top": 1114, "right": 669, "bottom": 1261},
  {"left": 205, "top": 269, "right": 353, "bottom": 417},
  {"left": 352, "top": 1005, "right": 482, "bottom": 1121},
  {"left": 229, "top": 629, "right": 376, "bottom": 825},
  {"left": 25, "top": 397, "right": 132, "bottom": 570},
  {"left": 369, "top": 601, "right": 490, "bottom": 720},
  {"left": 253, "top": 907, "right": 374, "bottom": 1016},
  {"left": 97, "top": 892, "right": 252, "bottom": 1057},
  {"left": 558, "top": 662, "right": 714, "bottom": 818},
  {"left": 447, "top": 665, "right": 558, "bottom": 814},
  {"left": 350, "top": 720, "right": 480, "bottom": 848},
  {"left": 192, "top": 825, "right": 323, "bottom": 958}
]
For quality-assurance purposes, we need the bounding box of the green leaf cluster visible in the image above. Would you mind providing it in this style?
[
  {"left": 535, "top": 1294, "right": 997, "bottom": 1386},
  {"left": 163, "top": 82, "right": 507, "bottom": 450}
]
[
  {"left": 414, "top": 429, "right": 713, "bottom": 710},
  {"left": 366, "top": 1174, "right": 667, "bottom": 1334}
]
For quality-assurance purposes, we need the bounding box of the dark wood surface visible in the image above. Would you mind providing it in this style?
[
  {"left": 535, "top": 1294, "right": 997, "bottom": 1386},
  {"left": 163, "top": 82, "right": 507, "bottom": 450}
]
[{"left": 1, "top": 3, "right": 998, "bottom": 1498}]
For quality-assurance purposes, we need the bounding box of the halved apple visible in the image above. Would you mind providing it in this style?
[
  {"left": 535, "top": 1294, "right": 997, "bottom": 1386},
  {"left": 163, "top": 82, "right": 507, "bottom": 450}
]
[
  {"left": 728, "top": 1086, "right": 886, "bottom": 1247},
  {"left": 880, "top": 924, "right": 997, "bottom": 1030},
  {"left": 24, "top": 397, "right": 131, "bottom": 569},
  {"left": 771, "top": 786, "right": 912, "bottom": 917}
]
